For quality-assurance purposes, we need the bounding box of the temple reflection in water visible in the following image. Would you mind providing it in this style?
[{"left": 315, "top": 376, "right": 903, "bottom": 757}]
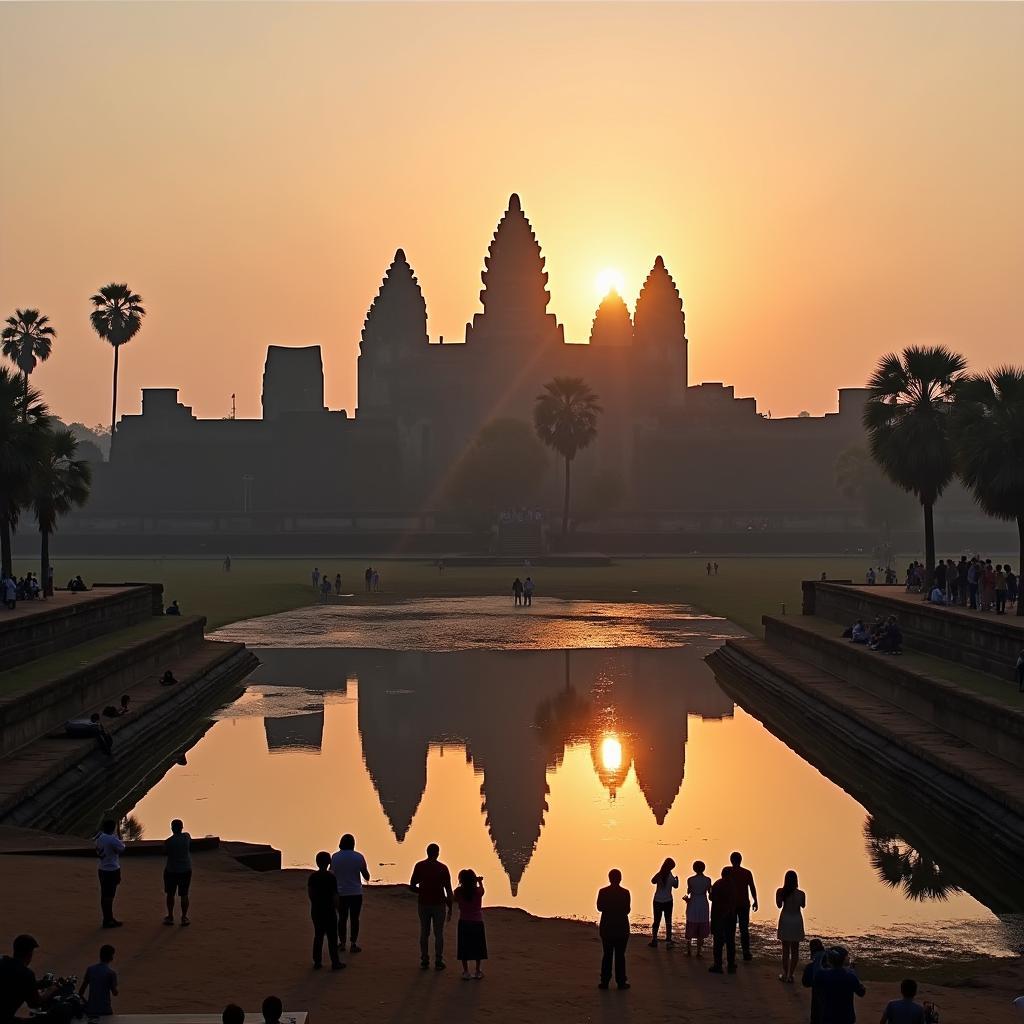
[{"left": 256, "top": 647, "right": 732, "bottom": 894}]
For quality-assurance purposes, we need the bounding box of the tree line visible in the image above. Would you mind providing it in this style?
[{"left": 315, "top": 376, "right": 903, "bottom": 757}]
[
  {"left": 864, "top": 345, "right": 1024, "bottom": 612},
  {"left": 0, "top": 282, "right": 146, "bottom": 583}
]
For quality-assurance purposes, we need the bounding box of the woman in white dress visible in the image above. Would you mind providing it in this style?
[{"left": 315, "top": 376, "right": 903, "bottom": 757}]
[
  {"left": 683, "top": 860, "right": 712, "bottom": 958},
  {"left": 775, "top": 869, "right": 806, "bottom": 983}
]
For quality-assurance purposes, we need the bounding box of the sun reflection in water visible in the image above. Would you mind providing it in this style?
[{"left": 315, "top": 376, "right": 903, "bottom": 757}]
[{"left": 601, "top": 735, "right": 622, "bottom": 772}]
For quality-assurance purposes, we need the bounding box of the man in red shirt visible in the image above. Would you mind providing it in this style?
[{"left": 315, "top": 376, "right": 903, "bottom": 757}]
[
  {"left": 409, "top": 843, "right": 453, "bottom": 971},
  {"left": 724, "top": 851, "right": 758, "bottom": 962}
]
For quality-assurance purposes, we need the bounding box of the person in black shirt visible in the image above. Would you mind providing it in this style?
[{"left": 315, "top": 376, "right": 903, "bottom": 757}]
[
  {"left": 596, "top": 869, "right": 631, "bottom": 990},
  {"left": 307, "top": 852, "right": 343, "bottom": 970},
  {"left": 1, "top": 934, "right": 55, "bottom": 1024}
]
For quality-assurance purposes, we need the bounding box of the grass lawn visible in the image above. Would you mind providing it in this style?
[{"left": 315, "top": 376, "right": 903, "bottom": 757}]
[{"left": 14, "top": 554, "right": 881, "bottom": 633}]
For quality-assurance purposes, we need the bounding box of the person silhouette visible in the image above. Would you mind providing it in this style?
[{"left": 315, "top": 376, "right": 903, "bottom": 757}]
[
  {"left": 409, "top": 843, "right": 453, "bottom": 970},
  {"left": 307, "top": 851, "right": 343, "bottom": 970},
  {"left": 511, "top": 577, "right": 523, "bottom": 606},
  {"left": 648, "top": 857, "right": 678, "bottom": 947},
  {"left": 596, "top": 868, "right": 631, "bottom": 990},
  {"left": 684, "top": 860, "right": 711, "bottom": 958},
  {"left": 708, "top": 868, "right": 737, "bottom": 974},
  {"left": 776, "top": 869, "right": 806, "bottom": 982},
  {"left": 331, "top": 833, "right": 370, "bottom": 953},
  {"left": 724, "top": 851, "right": 758, "bottom": 961}
]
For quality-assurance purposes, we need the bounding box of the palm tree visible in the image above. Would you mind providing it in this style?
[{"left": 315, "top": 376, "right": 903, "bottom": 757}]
[
  {"left": 863, "top": 346, "right": 967, "bottom": 589},
  {"left": 90, "top": 283, "right": 145, "bottom": 455},
  {"left": 954, "top": 366, "right": 1024, "bottom": 614},
  {"left": 1, "top": 309, "right": 55, "bottom": 418},
  {"left": 31, "top": 426, "right": 92, "bottom": 596},
  {"left": 533, "top": 377, "right": 602, "bottom": 535},
  {"left": 0, "top": 367, "right": 50, "bottom": 577}
]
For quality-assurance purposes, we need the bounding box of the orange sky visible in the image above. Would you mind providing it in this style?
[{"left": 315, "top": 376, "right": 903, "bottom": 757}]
[{"left": 1, "top": 2, "right": 1021, "bottom": 425}]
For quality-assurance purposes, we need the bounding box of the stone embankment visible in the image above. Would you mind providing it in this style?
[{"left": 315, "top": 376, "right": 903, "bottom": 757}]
[
  {"left": 0, "top": 584, "right": 258, "bottom": 832},
  {"left": 707, "top": 581, "right": 1024, "bottom": 913}
]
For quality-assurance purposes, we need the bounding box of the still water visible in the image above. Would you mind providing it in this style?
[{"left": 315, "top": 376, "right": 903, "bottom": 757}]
[{"left": 130, "top": 598, "right": 1019, "bottom": 960}]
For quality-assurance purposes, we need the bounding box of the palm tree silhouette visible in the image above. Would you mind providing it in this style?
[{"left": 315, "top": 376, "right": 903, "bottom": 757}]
[
  {"left": 954, "top": 367, "right": 1024, "bottom": 615},
  {"left": 31, "top": 426, "right": 92, "bottom": 596},
  {"left": 89, "top": 283, "right": 145, "bottom": 455},
  {"left": 862, "top": 815, "right": 959, "bottom": 902},
  {"left": 863, "top": 346, "right": 967, "bottom": 590},
  {"left": 0, "top": 367, "right": 49, "bottom": 577},
  {"left": 533, "top": 376, "right": 602, "bottom": 536},
  {"left": 1, "top": 309, "right": 55, "bottom": 419}
]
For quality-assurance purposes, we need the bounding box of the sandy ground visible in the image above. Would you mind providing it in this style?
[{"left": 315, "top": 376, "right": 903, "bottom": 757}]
[{"left": 1, "top": 849, "right": 1021, "bottom": 1023}]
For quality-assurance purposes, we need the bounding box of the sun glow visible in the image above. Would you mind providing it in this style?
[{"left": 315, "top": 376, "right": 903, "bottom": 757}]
[
  {"left": 595, "top": 267, "right": 626, "bottom": 299},
  {"left": 600, "top": 735, "right": 623, "bottom": 772}
]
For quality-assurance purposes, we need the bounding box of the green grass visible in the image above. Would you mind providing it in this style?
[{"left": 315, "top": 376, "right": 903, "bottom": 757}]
[
  {"left": 13, "top": 555, "right": 876, "bottom": 633},
  {"left": 0, "top": 616, "right": 184, "bottom": 698}
]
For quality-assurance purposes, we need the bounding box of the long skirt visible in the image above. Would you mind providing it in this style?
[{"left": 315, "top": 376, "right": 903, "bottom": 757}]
[{"left": 457, "top": 919, "right": 488, "bottom": 961}]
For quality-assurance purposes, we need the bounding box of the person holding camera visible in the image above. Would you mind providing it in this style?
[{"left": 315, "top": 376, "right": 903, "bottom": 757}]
[
  {"left": 0, "top": 934, "right": 58, "bottom": 1023},
  {"left": 454, "top": 869, "right": 487, "bottom": 980}
]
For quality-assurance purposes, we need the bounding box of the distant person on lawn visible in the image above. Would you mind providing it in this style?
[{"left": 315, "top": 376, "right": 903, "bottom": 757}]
[
  {"left": 596, "top": 868, "right": 631, "bottom": 990},
  {"left": 331, "top": 834, "right": 370, "bottom": 954},
  {"left": 163, "top": 819, "right": 192, "bottom": 926},
  {"left": 79, "top": 944, "right": 118, "bottom": 1017},
  {"left": 511, "top": 577, "right": 523, "bottom": 606},
  {"left": 410, "top": 843, "right": 453, "bottom": 970},
  {"left": 523, "top": 576, "right": 535, "bottom": 606},
  {"left": 308, "top": 852, "right": 342, "bottom": 970}
]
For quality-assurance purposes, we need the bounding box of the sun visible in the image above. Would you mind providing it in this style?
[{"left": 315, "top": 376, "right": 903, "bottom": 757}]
[{"left": 595, "top": 267, "right": 626, "bottom": 299}]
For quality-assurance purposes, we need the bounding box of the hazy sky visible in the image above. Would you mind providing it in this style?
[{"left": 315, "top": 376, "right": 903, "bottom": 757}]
[{"left": 1, "top": 2, "right": 1021, "bottom": 425}]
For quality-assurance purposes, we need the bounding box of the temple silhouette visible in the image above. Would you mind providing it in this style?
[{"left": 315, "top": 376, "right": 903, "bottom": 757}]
[
  {"left": 64, "top": 190, "right": 990, "bottom": 547},
  {"left": 249, "top": 647, "right": 732, "bottom": 895}
]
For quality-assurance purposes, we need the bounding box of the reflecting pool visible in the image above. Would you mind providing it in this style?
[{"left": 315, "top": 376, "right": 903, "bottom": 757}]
[{"left": 129, "top": 598, "right": 1020, "bottom": 961}]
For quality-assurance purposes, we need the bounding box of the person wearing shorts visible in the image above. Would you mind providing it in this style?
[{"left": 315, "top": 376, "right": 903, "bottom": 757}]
[{"left": 163, "top": 818, "right": 192, "bottom": 926}]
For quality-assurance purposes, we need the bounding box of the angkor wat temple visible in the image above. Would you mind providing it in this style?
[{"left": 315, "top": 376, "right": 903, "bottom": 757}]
[{"left": 70, "top": 193, "right": 993, "bottom": 551}]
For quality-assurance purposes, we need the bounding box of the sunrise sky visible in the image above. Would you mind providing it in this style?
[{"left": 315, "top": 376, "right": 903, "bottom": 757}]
[{"left": 1, "top": 1, "right": 1021, "bottom": 426}]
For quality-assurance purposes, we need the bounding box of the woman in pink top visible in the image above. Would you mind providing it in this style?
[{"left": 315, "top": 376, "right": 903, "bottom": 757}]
[{"left": 455, "top": 868, "right": 488, "bottom": 979}]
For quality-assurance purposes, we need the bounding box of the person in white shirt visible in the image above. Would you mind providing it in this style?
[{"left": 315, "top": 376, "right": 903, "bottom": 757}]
[
  {"left": 330, "top": 834, "right": 370, "bottom": 953},
  {"left": 649, "top": 857, "right": 679, "bottom": 947},
  {"left": 95, "top": 818, "right": 126, "bottom": 928}
]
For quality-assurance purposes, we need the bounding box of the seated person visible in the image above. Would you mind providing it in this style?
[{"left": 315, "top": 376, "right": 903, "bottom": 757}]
[
  {"left": 165, "top": 599, "right": 181, "bottom": 616},
  {"left": 160, "top": 670, "right": 178, "bottom": 687},
  {"left": 850, "top": 619, "right": 868, "bottom": 644},
  {"left": 875, "top": 617, "right": 903, "bottom": 654},
  {"left": 68, "top": 575, "right": 87, "bottom": 592},
  {"left": 929, "top": 585, "right": 946, "bottom": 604},
  {"left": 90, "top": 713, "right": 114, "bottom": 755},
  {"left": 0, "top": 934, "right": 56, "bottom": 1022}
]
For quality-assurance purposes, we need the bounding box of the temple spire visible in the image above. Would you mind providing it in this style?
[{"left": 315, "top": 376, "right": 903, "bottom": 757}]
[
  {"left": 633, "top": 255, "right": 688, "bottom": 400},
  {"left": 464, "top": 194, "right": 564, "bottom": 347},
  {"left": 361, "top": 248, "right": 429, "bottom": 354},
  {"left": 589, "top": 290, "right": 633, "bottom": 346}
]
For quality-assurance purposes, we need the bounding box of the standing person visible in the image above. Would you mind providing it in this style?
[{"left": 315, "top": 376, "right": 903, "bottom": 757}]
[
  {"left": 725, "top": 851, "right": 758, "bottom": 962},
  {"left": 312, "top": 567, "right": 320, "bottom": 592},
  {"left": 223, "top": 555, "right": 231, "bottom": 572},
  {"left": 320, "top": 576, "right": 332, "bottom": 602},
  {"left": 2, "top": 573, "right": 15, "bottom": 609},
  {"left": 95, "top": 819, "right": 125, "bottom": 929},
  {"left": 454, "top": 869, "right": 487, "bottom": 980},
  {"left": 308, "top": 851, "right": 343, "bottom": 970},
  {"left": 511, "top": 577, "right": 523, "bottom": 606},
  {"left": 163, "top": 819, "right": 192, "bottom": 926},
  {"left": 706, "top": 562, "right": 712, "bottom": 576},
  {"left": 648, "top": 857, "right": 678, "bottom": 947},
  {"left": 364, "top": 567, "right": 373, "bottom": 592},
  {"left": 813, "top": 946, "right": 865, "bottom": 1023},
  {"left": 708, "top": 868, "right": 737, "bottom": 974},
  {"left": 880, "top": 978, "right": 926, "bottom": 1023},
  {"left": 331, "top": 834, "right": 370, "bottom": 954},
  {"left": 683, "top": 860, "right": 712, "bottom": 958},
  {"left": 373, "top": 569, "right": 381, "bottom": 592},
  {"left": 776, "top": 869, "right": 806, "bottom": 983},
  {"left": 78, "top": 945, "right": 118, "bottom": 1017},
  {"left": 801, "top": 938, "right": 828, "bottom": 1024},
  {"left": 334, "top": 572, "right": 342, "bottom": 596},
  {"left": 596, "top": 869, "right": 631, "bottom": 990},
  {"left": 714, "top": 562, "right": 719, "bottom": 575},
  {"left": 409, "top": 843, "right": 453, "bottom": 971},
  {"left": 523, "top": 577, "right": 535, "bottom": 607},
  {"left": 995, "top": 565, "right": 1008, "bottom": 614}
]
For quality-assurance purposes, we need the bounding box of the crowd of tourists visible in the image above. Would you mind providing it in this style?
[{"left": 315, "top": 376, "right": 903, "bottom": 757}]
[
  {"left": 0, "top": 817, "right": 969, "bottom": 1024},
  {"left": 0, "top": 571, "right": 90, "bottom": 610},
  {"left": 845, "top": 615, "right": 904, "bottom": 654},
  {"left": 873, "top": 556, "right": 1020, "bottom": 613}
]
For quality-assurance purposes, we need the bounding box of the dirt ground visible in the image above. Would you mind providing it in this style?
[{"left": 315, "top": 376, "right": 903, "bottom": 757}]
[{"left": 1, "top": 849, "right": 1020, "bottom": 1023}]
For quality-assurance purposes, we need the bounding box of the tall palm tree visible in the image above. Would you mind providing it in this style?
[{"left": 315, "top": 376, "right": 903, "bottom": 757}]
[
  {"left": 1, "top": 309, "right": 55, "bottom": 418},
  {"left": 863, "top": 346, "right": 967, "bottom": 590},
  {"left": 90, "top": 283, "right": 145, "bottom": 455},
  {"left": 31, "top": 426, "right": 92, "bottom": 596},
  {"left": 534, "top": 377, "right": 602, "bottom": 536},
  {"left": 0, "top": 367, "right": 50, "bottom": 577},
  {"left": 954, "top": 366, "right": 1024, "bottom": 614}
]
